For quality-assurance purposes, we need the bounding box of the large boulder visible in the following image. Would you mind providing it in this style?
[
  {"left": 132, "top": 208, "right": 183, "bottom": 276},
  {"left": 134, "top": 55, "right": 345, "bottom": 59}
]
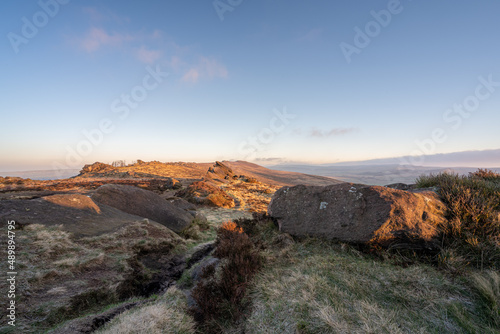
[
  {"left": 92, "top": 184, "right": 193, "bottom": 232},
  {"left": 268, "top": 183, "right": 447, "bottom": 247},
  {"left": 0, "top": 194, "right": 160, "bottom": 237}
]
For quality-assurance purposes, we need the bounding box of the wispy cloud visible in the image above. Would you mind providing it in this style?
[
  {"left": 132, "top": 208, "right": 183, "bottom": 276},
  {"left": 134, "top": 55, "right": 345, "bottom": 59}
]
[
  {"left": 136, "top": 46, "right": 162, "bottom": 64},
  {"left": 253, "top": 157, "right": 288, "bottom": 164},
  {"left": 73, "top": 13, "right": 227, "bottom": 83},
  {"left": 79, "top": 27, "right": 133, "bottom": 52},
  {"left": 201, "top": 57, "right": 228, "bottom": 78},
  {"left": 182, "top": 68, "right": 200, "bottom": 83},
  {"left": 182, "top": 57, "right": 228, "bottom": 83},
  {"left": 294, "top": 127, "right": 358, "bottom": 138}
]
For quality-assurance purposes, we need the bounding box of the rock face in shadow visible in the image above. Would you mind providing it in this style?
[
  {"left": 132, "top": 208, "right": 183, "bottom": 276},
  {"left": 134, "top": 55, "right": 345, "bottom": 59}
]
[
  {"left": 0, "top": 194, "right": 155, "bottom": 237},
  {"left": 92, "top": 184, "right": 194, "bottom": 233},
  {"left": 268, "top": 183, "right": 447, "bottom": 247}
]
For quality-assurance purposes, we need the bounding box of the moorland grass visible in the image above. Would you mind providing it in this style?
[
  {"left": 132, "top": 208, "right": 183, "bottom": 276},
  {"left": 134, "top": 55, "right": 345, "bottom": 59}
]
[{"left": 415, "top": 169, "right": 500, "bottom": 270}]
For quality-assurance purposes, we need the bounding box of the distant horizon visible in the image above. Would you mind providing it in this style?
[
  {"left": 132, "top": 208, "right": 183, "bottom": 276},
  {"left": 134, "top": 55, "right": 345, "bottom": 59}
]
[{"left": 2, "top": 147, "right": 499, "bottom": 175}]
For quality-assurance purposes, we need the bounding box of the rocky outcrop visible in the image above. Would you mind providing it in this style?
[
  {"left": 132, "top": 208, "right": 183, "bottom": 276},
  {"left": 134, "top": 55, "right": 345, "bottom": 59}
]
[
  {"left": 79, "top": 162, "right": 116, "bottom": 175},
  {"left": 175, "top": 181, "right": 235, "bottom": 208},
  {"left": 268, "top": 183, "right": 447, "bottom": 247},
  {"left": 92, "top": 184, "right": 194, "bottom": 232},
  {"left": 206, "top": 161, "right": 238, "bottom": 182}
]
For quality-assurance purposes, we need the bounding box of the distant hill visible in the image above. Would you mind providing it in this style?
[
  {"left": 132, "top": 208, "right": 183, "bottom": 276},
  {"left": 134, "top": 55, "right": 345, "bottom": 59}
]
[
  {"left": 222, "top": 161, "right": 342, "bottom": 186},
  {"left": 268, "top": 148, "right": 500, "bottom": 185},
  {"left": 0, "top": 169, "right": 80, "bottom": 180},
  {"left": 317, "top": 148, "right": 500, "bottom": 167},
  {"left": 268, "top": 164, "right": 499, "bottom": 186},
  {"left": 75, "top": 160, "right": 343, "bottom": 187}
]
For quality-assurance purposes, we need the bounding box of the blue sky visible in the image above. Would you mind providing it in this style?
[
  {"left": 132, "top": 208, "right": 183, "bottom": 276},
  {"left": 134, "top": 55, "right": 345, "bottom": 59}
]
[{"left": 1, "top": 0, "right": 500, "bottom": 171}]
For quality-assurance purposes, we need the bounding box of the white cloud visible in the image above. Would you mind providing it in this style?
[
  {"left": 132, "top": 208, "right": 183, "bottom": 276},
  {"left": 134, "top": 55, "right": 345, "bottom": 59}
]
[
  {"left": 181, "top": 57, "right": 228, "bottom": 83},
  {"left": 79, "top": 27, "right": 132, "bottom": 53},
  {"left": 201, "top": 57, "right": 228, "bottom": 79},
  {"left": 294, "top": 127, "right": 358, "bottom": 138},
  {"left": 136, "top": 46, "right": 162, "bottom": 64},
  {"left": 309, "top": 127, "right": 357, "bottom": 138},
  {"left": 182, "top": 68, "right": 200, "bottom": 83}
]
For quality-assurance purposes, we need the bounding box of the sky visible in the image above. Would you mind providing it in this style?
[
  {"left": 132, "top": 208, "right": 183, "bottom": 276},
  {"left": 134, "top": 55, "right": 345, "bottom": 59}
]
[{"left": 1, "top": 0, "right": 500, "bottom": 172}]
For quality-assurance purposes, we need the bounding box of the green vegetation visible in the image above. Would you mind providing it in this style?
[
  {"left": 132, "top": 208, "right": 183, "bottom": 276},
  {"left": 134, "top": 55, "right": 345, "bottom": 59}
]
[
  {"left": 416, "top": 169, "right": 500, "bottom": 270},
  {"left": 247, "top": 239, "right": 498, "bottom": 333},
  {"left": 471, "top": 270, "right": 500, "bottom": 327},
  {"left": 179, "top": 217, "right": 211, "bottom": 241}
]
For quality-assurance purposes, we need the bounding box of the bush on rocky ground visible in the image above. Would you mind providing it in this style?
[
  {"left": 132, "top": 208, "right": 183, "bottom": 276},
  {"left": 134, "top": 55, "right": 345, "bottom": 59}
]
[
  {"left": 190, "top": 221, "right": 261, "bottom": 332},
  {"left": 415, "top": 169, "right": 500, "bottom": 270}
]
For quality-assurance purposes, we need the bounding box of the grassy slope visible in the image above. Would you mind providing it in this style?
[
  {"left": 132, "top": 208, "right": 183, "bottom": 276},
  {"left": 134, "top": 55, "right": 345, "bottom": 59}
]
[
  {"left": 97, "top": 220, "right": 498, "bottom": 334},
  {"left": 246, "top": 239, "right": 497, "bottom": 334}
]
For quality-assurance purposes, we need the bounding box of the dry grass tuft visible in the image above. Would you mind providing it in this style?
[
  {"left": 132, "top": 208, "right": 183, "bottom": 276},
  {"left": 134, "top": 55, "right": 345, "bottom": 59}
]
[
  {"left": 97, "top": 287, "right": 196, "bottom": 334},
  {"left": 0, "top": 220, "right": 184, "bottom": 333},
  {"left": 244, "top": 235, "right": 498, "bottom": 334},
  {"left": 176, "top": 181, "right": 235, "bottom": 208},
  {"left": 221, "top": 180, "right": 280, "bottom": 212},
  {"left": 471, "top": 270, "right": 500, "bottom": 327}
]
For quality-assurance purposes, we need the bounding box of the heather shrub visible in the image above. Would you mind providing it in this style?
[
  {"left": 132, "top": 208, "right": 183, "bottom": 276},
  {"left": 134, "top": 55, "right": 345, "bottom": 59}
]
[
  {"left": 190, "top": 221, "right": 261, "bottom": 331},
  {"left": 415, "top": 170, "right": 500, "bottom": 269}
]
